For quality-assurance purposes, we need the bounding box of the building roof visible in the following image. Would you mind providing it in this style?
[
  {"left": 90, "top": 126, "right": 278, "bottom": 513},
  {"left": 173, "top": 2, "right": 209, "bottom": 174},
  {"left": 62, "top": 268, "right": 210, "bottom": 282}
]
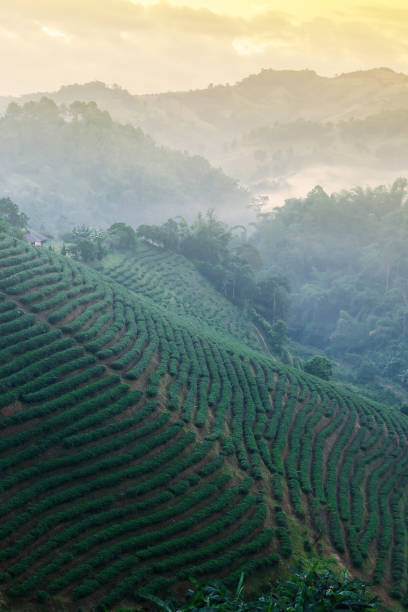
[{"left": 25, "top": 229, "right": 49, "bottom": 244}]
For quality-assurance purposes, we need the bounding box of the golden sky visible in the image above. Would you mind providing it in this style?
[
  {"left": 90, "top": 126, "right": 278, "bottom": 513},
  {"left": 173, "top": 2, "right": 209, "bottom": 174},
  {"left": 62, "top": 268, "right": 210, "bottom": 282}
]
[{"left": 2, "top": 0, "right": 408, "bottom": 96}]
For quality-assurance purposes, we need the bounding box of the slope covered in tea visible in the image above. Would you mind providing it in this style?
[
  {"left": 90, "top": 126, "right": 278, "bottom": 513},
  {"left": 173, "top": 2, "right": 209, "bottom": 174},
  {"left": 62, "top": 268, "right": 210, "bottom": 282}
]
[
  {"left": 101, "top": 244, "right": 263, "bottom": 351},
  {"left": 0, "top": 236, "right": 407, "bottom": 610}
]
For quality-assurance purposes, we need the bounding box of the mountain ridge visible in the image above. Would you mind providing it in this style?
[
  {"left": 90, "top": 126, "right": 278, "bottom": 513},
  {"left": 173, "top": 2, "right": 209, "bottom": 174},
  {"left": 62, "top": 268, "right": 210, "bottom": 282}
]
[
  {"left": 2, "top": 67, "right": 408, "bottom": 131},
  {"left": 2, "top": 66, "right": 407, "bottom": 209}
]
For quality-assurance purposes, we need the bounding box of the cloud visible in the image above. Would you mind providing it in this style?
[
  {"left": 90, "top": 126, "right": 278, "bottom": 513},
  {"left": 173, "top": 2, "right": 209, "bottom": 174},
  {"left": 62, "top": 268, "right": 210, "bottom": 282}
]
[
  {"left": 232, "top": 37, "right": 292, "bottom": 56},
  {"left": 1, "top": 1, "right": 408, "bottom": 96},
  {"left": 232, "top": 39, "right": 270, "bottom": 55},
  {"left": 358, "top": 4, "right": 408, "bottom": 22},
  {"left": 41, "top": 26, "right": 70, "bottom": 41}
]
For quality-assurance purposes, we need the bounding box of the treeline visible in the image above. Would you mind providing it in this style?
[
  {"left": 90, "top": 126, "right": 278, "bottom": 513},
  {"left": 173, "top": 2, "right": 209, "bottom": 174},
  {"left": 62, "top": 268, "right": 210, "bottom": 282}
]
[
  {"left": 0, "top": 98, "right": 246, "bottom": 233},
  {"left": 243, "top": 108, "right": 408, "bottom": 180},
  {"left": 136, "top": 212, "right": 290, "bottom": 327},
  {"left": 0, "top": 197, "right": 28, "bottom": 239},
  {"left": 252, "top": 179, "right": 408, "bottom": 391},
  {"left": 62, "top": 214, "right": 291, "bottom": 357}
]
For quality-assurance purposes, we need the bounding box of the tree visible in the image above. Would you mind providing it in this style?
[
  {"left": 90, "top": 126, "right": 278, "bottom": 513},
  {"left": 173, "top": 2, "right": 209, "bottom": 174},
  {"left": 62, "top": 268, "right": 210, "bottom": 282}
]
[
  {"left": 180, "top": 210, "right": 232, "bottom": 265},
  {"left": 160, "top": 219, "right": 181, "bottom": 251},
  {"left": 0, "top": 219, "right": 9, "bottom": 235},
  {"left": 69, "top": 225, "right": 106, "bottom": 262},
  {"left": 194, "top": 261, "right": 226, "bottom": 291},
  {"left": 255, "top": 275, "right": 290, "bottom": 323},
  {"left": 269, "top": 320, "right": 288, "bottom": 353},
  {"left": 356, "top": 361, "right": 377, "bottom": 384},
  {"left": 108, "top": 222, "right": 137, "bottom": 251},
  {"left": 73, "top": 237, "right": 97, "bottom": 263},
  {"left": 137, "top": 224, "right": 168, "bottom": 248},
  {"left": 304, "top": 355, "right": 332, "bottom": 381},
  {"left": 234, "top": 242, "right": 263, "bottom": 270},
  {"left": 223, "top": 259, "right": 257, "bottom": 303},
  {"left": 0, "top": 197, "right": 28, "bottom": 229}
]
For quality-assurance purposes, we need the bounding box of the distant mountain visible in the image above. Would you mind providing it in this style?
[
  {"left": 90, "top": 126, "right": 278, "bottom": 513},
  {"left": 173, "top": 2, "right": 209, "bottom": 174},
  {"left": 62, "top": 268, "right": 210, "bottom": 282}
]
[
  {"left": 0, "top": 98, "right": 247, "bottom": 234},
  {"left": 3, "top": 67, "right": 408, "bottom": 146},
  {"left": 3, "top": 67, "right": 408, "bottom": 202}
]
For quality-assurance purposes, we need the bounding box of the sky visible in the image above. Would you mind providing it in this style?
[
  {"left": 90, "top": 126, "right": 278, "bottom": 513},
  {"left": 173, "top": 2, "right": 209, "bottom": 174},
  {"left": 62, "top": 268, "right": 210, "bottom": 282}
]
[{"left": 2, "top": 0, "right": 408, "bottom": 96}]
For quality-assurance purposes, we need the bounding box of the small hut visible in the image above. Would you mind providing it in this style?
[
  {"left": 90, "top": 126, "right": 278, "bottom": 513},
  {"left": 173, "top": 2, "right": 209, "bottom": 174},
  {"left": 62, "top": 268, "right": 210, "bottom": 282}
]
[{"left": 25, "top": 229, "right": 49, "bottom": 247}]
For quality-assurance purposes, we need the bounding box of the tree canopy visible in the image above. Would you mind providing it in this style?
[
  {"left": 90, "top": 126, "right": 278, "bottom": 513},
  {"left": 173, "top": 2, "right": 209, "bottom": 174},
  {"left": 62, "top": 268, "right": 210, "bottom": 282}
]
[
  {"left": 0, "top": 98, "right": 247, "bottom": 233},
  {"left": 136, "top": 212, "right": 290, "bottom": 323},
  {"left": 0, "top": 197, "right": 28, "bottom": 229},
  {"left": 252, "top": 179, "right": 408, "bottom": 391}
]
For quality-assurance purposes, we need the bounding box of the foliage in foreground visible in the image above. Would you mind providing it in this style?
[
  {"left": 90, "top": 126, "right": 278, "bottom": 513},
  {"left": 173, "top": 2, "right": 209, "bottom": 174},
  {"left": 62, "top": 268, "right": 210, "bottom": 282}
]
[
  {"left": 143, "top": 567, "right": 386, "bottom": 612},
  {"left": 303, "top": 355, "right": 333, "bottom": 381}
]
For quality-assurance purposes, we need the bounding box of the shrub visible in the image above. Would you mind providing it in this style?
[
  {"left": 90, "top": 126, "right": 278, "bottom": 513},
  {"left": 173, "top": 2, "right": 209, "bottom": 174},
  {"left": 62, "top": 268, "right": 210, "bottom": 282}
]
[
  {"left": 143, "top": 566, "right": 384, "bottom": 611},
  {"left": 303, "top": 355, "right": 332, "bottom": 380}
]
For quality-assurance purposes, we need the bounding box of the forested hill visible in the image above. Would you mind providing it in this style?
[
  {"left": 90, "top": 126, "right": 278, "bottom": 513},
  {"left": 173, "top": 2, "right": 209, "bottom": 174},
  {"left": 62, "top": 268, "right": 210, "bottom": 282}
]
[
  {"left": 0, "top": 234, "right": 408, "bottom": 609},
  {"left": 3, "top": 68, "right": 408, "bottom": 150},
  {"left": 251, "top": 180, "right": 408, "bottom": 400},
  {"left": 3, "top": 68, "right": 408, "bottom": 198},
  {"left": 0, "top": 98, "right": 247, "bottom": 234}
]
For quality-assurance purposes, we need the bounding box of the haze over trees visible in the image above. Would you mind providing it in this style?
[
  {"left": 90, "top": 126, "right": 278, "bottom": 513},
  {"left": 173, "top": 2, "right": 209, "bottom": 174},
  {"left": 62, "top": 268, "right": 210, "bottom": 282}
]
[
  {"left": 4, "top": 68, "right": 408, "bottom": 202},
  {"left": 0, "top": 197, "right": 28, "bottom": 238},
  {"left": 0, "top": 98, "right": 247, "bottom": 234},
  {"left": 135, "top": 211, "right": 291, "bottom": 328},
  {"left": 2, "top": 66, "right": 408, "bottom": 611},
  {"left": 252, "top": 179, "right": 408, "bottom": 392}
]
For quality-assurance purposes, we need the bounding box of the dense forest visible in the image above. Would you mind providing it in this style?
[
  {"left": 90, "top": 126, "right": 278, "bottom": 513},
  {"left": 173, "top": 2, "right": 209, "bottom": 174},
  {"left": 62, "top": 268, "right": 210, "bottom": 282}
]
[
  {"left": 251, "top": 179, "right": 408, "bottom": 395},
  {"left": 0, "top": 98, "right": 247, "bottom": 233}
]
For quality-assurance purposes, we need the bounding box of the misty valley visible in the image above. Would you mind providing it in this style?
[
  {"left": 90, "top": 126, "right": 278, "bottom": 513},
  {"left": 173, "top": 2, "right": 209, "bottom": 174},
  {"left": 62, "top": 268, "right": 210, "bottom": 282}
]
[{"left": 1, "top": 67, "right": 408, "bottom": 612}]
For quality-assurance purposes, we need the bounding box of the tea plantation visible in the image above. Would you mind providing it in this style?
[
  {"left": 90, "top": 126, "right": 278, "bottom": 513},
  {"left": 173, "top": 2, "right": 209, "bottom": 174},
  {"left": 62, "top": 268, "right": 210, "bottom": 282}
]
[
  {"left": 100, "top": 245, "right": 263, "bottom": 351},
  {"left": 0, "top": 236, "right": 407, "bottom": 610}
]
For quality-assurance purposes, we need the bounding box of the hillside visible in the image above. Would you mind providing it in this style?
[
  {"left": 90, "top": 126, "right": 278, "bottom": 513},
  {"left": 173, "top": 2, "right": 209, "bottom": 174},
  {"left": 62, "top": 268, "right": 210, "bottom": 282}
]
[
  {"left": 100, "top": 243, "right": 263, "bottom": 352},
  {"left": 3, "top": 68, "right": 408, "bottom": 150},
  {"left": 250, "top": 180, "right": 408, "bottom": 401},
  {"left": 0, "top": 98, "right": 246, "bottom": 234},
  {"left": 3, "top": 68, "right": 408, "bottom": 200},
  {"left": 0, "top": 236, "right": 407, "bottom": 610}
]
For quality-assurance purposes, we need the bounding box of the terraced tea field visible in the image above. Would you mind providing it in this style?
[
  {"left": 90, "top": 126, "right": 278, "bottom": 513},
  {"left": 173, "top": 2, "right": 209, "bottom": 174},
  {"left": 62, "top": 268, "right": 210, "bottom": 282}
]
[
  {"left": 101, "top": 245, "right": 263, "bottom": 351},
  {"left": 0, "top": 236, "right": 407, "bottom": 609}
]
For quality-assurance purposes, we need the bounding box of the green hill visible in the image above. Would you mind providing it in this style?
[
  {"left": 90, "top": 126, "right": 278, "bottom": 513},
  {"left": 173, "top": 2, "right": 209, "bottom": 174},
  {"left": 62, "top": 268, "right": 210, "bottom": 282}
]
[
  {"left": 100, "top": 243, "right": 263, "bottom": 352},
  {"left": 0, "top": 236, "right": 407, "bottom": 610},
  {"left": 0, "top": 98, "right": 247, "bottom": 234}
]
